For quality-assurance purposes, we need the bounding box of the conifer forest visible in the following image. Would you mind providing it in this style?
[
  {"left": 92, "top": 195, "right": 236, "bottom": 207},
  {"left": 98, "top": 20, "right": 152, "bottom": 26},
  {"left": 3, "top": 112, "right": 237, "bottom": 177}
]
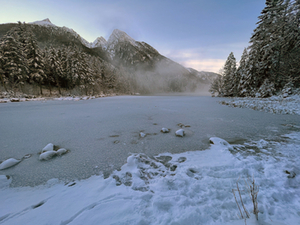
[
  {"left": 0, "top": 22, "right": 132, "bottom": 97},
  {"left": 210, "top": 0, "right": 300, "bottom": 98}
]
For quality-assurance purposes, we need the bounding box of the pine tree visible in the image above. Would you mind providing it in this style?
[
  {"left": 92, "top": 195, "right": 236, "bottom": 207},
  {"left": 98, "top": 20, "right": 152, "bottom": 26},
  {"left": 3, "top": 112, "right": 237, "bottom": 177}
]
[
  {"left": 246, "top": 0, "right": 287, "bottom": 96},
  {"left": 77, "top": 52, "right": 94, "bottom": 95},
  {"left": 0, "top": 34, "right": 28, "bottom": 93},
  {"left": 209, "top": 74, "right": 223, "bottom": 96},
  {"left": 25, "top": 30, "right": 46, "bottom": 94},
  {"left": 237, "top": 48, "right": 250, "bottom": 96},
  {"left": 44, "top": 47, "right": 63, "bottom": 95},
  {"left": 283, "top": 0, "right": 300, "bottom": 87},
  {"left": 0, "top": 42, "right": 8, "bottom": 92},
  {"left": 222, "top": 52, "right": 237, "bottom": 96}
]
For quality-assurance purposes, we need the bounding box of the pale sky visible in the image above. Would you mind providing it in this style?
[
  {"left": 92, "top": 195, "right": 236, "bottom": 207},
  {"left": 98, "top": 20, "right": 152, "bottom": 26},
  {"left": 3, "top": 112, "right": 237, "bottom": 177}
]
[{"left": 0, "top": 0, "right": 266, "bottom": 73}]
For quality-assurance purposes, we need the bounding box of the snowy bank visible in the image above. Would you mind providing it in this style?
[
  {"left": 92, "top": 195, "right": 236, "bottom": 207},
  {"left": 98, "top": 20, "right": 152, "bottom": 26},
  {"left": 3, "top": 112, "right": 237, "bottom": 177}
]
[
  {"left": 220, "top": 94, "right": 300, "bottom": 115},
  {"left": 0, "top": 133, "right": 300, "bottom": 225}
]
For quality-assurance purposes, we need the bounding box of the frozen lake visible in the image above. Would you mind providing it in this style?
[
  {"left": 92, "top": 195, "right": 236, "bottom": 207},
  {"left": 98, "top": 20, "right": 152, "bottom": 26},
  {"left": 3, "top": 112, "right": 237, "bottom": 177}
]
[{"left": 0, "top": 95, "right": 299, "bottom": 187}]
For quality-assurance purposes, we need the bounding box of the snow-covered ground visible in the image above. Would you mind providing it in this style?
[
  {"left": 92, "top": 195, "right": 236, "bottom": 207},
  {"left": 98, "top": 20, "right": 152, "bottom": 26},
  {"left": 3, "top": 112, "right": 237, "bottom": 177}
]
[
  {"left": 220, "top": 94, "right": 300, "bottom": 115},
  {"left": 1, "top": 132, "right": 299, "bottom": 224},
  {"left": 0, "top": 96, "right": 299, "bottom": 224}
]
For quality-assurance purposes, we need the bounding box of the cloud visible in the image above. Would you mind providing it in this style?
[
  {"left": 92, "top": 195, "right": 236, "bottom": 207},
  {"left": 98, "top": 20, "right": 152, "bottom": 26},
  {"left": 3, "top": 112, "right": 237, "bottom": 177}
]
[
  {"left": 180, "top": 59, "right": 225, "bottom": 73},
  {"left": 160, "top": 48, "right": 225, "bottom": 73}
]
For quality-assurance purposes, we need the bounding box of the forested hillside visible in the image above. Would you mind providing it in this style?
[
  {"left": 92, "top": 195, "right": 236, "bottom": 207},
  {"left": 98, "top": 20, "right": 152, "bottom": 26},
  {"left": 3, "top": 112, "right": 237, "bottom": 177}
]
[
  {"left": 0, "top": 21, "right": 213, "bottom": 97},
  {"left": 210, "top": 0, "right": 300, "bottom": 98},
  {"left": 0, "top": 22, "right": 133, "bottom": 97}
]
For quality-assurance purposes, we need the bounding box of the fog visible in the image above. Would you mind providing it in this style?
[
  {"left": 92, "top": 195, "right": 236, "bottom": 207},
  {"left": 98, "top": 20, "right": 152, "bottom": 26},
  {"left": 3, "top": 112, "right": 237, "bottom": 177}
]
[{"left": 117, "top": 57, "right": 211, "bottom": 95}]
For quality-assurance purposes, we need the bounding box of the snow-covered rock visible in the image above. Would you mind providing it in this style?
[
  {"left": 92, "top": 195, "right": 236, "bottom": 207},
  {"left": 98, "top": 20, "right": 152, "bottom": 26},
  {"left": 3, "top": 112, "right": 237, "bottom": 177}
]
[
  {"left": 0, "top": 99, "right": 10, "bottom": 103},
  {"left": 42, "top": 143, "right": 54, "bottom": 153},
  {"left": 209, "top": 137, "right": 233, "bottom": 150},
  {"left": 39, "top": 151, "right": 57, "bottom": 161},
  {"left": 139, "top": 132, "right": 146, "bottom": 138},
  {"left": 0, "top": 175, "right": 12, "bottom": 188},
  {"left": 161, "top": 128, "right": 170, "bottom": 133},
  {"left": 220, "top": 93, "right": 300, "bottom": 115},
  {"left": 56, "top": 148, "right": 67, "bottom": 156},
  {"left": 10, "top": 98, "right": 20, "bottom": 102},
  {"left": 0, "top": 158, "right": 21, "bottom": 170},
  {"left": 175, "top": 129, "right": 185, "bottom": 137}
]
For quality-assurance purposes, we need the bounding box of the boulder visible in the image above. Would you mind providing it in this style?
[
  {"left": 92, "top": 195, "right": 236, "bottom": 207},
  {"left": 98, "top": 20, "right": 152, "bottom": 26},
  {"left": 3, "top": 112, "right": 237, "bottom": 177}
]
[
  {"left": 39, "top": 151, "right": 57, "bottom": 161},
  {"left": 0, "top": 158, "right": 21, "bottom": 170},
  {"left": 42, "top": 143, "right": 54, "bottom": 153},
  {"left": 175, "top": 129, "right": 185, "bottom": 137},
  {"left": 161, "top": 128, "right": 170, "bottom": 133},
  {"left": 140, "top": 132, "right": 146, "bottom": 138},
  {"left": 56, "top": 148, "right": 68, "bottom": 156}
]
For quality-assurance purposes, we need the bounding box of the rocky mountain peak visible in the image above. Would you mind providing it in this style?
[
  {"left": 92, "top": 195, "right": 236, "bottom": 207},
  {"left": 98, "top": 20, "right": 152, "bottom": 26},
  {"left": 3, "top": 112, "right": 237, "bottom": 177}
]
[
  {"left": 92, "top": 36, "right": 107, "bottom": 48},
  {"left": 107, "top": 29, "right": 137, "bottom": 46},
  {"left": 31, "top": 18, "right": 55, "bottom": 27}
]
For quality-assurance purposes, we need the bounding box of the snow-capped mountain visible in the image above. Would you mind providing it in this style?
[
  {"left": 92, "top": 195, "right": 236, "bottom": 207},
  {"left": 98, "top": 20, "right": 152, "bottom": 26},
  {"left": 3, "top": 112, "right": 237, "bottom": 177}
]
[
  {"left": 187, "top": 68, "right": 219, "bottom": 84},
  {"left": 28, "top": 18, "right": 107, "bottom": 49},
  {"left": 107, "top": 29, "right": 137, "bottom": 47},
  {"left": 91, "top": 36, "right": 107, "bottom": 48},
  {"left": 0, "top": 19, "right": 217, "bottom": 93},
  {"left": 30, "top": 18, "right": 56, "bottom": 27}
]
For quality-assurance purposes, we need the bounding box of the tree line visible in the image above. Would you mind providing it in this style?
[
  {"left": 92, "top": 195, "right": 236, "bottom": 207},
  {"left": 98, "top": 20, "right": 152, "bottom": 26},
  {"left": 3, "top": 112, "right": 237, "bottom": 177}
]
[
  {"left": 210, "top": 0, "right": 300, "bottom": 97},
  {"left": 0, "top": 22, "right": 128, "bottom": 96}
]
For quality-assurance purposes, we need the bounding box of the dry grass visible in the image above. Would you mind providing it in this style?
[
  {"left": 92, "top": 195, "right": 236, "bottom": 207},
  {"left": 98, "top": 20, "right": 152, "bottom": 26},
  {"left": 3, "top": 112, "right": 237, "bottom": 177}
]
[{"left": 232, "top": 176, "right": 259, "bottom": 224}]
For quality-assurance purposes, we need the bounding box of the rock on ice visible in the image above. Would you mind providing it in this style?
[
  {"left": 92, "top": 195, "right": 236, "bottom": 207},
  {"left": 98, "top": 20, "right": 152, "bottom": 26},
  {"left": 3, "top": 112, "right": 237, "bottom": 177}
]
[
  {"left": 209, "top": 137, "right": 233, "bottom": 150},
  {"left": 56, "top": 148, "right": 67, "bottom": 156},
  {"left": 0, "top": 158, "right": 21, "bottom": 170},
  {"left": 39, "top": 151, "right": 57, "bottom": 161},
  {"left": 175, "top": 129, "right": 185, "bottom": 137},
  {"left": 161, "top": 128, "right": 170, "bottom": 133},
  {"left": 140, "top": 132, "right": 146, "bottom": 138},
  {"left": 0, "top": 175, "right": 12, "bottom": 188},
  {"left": 42, "top": 143, "right": 54, "bottom": 152}
]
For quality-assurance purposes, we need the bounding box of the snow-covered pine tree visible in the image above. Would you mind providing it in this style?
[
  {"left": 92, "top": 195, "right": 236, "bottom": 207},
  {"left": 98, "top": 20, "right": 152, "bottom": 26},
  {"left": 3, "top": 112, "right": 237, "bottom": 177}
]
[
  {"left": 57, "top": 46, "right": 74, "bottom": 90},
  {"left": 88, "top": 56, "right": 102, "bottom": 95},
  {"left": 0, "top": 34, "right": 28, "bottom": 93},
  {"left": 246, "top": 0, "right": 288, "bottom": 97},
  {"left": 48, "top": 47, "right": 63, "bottom": 95},
  {"left": 25, "top": 30, "right": 46, "bottom": 95},
  {"left": 78, "top": 52, "right": 94, "bottom": 95},
  {"left": 42, "top": 47, "right": 55, "bottom": 95},
  {"left": 209, "top": 74, "right": 223, "bottom": 96},
  {"left": 283, "top": 0, "right": 300, "bottom": 88},
  {"left": 237, "top": 48, "right": 250, "bottom": 96},
  {"left": 222, "top": 52, "right": 237, "bottom": 96},
  {"left": 0, "top": 41, "right": 8, "bottom": 92}
]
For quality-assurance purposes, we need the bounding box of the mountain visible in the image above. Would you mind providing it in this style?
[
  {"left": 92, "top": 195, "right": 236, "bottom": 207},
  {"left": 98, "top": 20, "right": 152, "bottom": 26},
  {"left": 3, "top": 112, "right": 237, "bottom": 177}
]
[
  {"left": 0, "top": 19, "right": 218, "bottom": 95},
  {"left": 30, "top": 18, "right": 55, "bottom": 27},
  {"left": 187, "top": 68, "right": 219, "bottom": 84}
]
